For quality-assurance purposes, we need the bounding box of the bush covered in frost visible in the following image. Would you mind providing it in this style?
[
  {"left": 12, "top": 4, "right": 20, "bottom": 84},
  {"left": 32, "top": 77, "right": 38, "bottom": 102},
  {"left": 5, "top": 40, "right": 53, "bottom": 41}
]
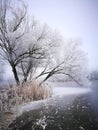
[{"left": 0, "top": 81, "right": 52, "bottom": 112}]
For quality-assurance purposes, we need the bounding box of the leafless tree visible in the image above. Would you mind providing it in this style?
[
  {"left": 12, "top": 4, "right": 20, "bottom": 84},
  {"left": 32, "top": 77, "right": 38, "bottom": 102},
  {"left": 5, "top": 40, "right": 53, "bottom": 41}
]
[
  {"left": 0, "top": 0, "right": 28, "bottom": 84},
  {"left": 0, "top": 0, "right": 61, "bottom": 85},
  {"left": 36, "top": 40, "right": 89, "bottom": 86},
  {"left": 0, "top": 0, "right": 89, "bottom": 86}
]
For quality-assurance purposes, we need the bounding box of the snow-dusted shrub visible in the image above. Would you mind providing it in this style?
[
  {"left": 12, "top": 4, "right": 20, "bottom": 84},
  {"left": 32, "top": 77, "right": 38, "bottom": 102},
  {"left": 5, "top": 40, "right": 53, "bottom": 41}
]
[
  {"left": 20, "top": 81, "right": 52, "bottom": 100},
  {"left": 38, "top": 83, "right": 53, "bottom": 99},
  {"left": 0, "top": 81, "right": 52, "bottom": 112}
]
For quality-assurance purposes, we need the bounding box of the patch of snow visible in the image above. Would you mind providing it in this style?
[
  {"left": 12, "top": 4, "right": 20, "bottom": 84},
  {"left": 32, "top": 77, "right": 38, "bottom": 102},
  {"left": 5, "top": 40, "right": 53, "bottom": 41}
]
[
  {"left": 79, "top": 126, "right": 85, "bottom": 130},
  {"left": 19, "top": 99, "right": 48, "bottom": 114}
]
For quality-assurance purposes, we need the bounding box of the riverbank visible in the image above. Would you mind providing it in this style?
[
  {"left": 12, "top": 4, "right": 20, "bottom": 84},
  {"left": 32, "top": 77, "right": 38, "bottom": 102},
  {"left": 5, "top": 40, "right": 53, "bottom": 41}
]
[
  {"left": 7, "top": 86, "right": 92, "bottom": 130},
  {"left": 0, "top": 82, "right": 91, "bottom": 129},
  {"left": 0, "top": 81, "right": 52, "bottom": 129}
]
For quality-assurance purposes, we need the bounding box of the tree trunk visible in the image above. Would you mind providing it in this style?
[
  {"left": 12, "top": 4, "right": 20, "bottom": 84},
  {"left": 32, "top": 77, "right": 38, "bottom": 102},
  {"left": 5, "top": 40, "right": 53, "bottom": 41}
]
[
  {"left": 22, "top": 76, "right": 27, "bottom": 85},
  {"left": 12, "top": 66, "right": 20, "bottom": 85},
  {"left": 39, "top": 72, "right": 53, "bottom": 86}
]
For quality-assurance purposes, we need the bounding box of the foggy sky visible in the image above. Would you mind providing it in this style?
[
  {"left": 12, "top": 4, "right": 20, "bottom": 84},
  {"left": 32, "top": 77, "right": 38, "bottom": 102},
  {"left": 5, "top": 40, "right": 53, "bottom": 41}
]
[{"left": 25, "top": 0, "right": 98, "bottom": 71}]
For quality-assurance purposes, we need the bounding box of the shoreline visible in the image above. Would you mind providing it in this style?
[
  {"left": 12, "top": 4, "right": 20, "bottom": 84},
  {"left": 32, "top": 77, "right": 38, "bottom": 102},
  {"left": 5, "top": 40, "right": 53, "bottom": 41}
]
[{"left": 0, "top": 86, "right": 91, "bottom": 129}]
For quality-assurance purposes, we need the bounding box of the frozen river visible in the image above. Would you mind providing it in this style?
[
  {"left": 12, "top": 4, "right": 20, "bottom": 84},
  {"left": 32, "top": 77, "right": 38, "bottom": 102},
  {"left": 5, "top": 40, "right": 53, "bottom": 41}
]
[{"left": 7, "top": 81, "right": 98, "bottom": 130}]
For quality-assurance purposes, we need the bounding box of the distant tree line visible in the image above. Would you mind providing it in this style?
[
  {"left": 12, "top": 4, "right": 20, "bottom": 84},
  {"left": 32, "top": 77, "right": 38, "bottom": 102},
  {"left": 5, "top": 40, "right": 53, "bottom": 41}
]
[{"left": 90, "top": 70, "right": 98, "bottom": 80}]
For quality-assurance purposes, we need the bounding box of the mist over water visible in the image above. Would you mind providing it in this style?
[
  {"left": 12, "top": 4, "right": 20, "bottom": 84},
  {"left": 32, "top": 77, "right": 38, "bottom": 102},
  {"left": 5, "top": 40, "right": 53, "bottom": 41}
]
[{"left": 53, "top": 87, "right": 91, "bottom": 96}]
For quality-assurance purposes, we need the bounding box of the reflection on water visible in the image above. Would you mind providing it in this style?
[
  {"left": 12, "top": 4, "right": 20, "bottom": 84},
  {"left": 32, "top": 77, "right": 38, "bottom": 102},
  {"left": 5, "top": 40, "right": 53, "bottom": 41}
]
[{"left": 7, "top": 81, "right": 98, "bottom": 130}]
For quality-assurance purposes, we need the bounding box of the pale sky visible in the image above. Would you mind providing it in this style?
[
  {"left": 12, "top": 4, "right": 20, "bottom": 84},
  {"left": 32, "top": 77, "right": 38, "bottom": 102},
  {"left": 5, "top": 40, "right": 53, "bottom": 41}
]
[{"left": 25, "top": 0, "right": 98, "bottom": 71}]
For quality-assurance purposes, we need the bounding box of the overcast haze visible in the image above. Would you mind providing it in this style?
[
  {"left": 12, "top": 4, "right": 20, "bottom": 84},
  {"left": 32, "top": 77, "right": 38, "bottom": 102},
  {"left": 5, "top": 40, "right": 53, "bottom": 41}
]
[{"left": 24, "top": 0, "right": 98, "bottom": 71}]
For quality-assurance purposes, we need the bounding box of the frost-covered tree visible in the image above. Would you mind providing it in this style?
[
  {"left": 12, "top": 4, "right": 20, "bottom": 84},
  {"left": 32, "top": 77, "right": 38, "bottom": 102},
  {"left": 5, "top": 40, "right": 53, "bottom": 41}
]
[
  {"left": 36, "top": 39, "right": 89, "bottom": 86},
  {"left": 0, "top": 0, "right": 62, "bottom": 85},
  {"left": 0, "top": 0, "right": 28, "bottom": 84},
  {"left": 0, "top": 0, "right": 89, "bottom": 86},
  {"left": 17, "top": 24, "right": 61, "bottom": 83}
]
